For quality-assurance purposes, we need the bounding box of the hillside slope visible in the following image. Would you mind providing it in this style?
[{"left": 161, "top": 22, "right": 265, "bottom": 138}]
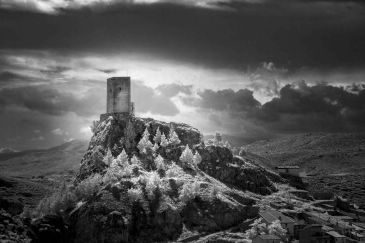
[
  {"left": 245, "top": 133, "right": 365, "bottom": 175},
  {"left": 0, "top": 139, "right": 88, "bottom": 178}
]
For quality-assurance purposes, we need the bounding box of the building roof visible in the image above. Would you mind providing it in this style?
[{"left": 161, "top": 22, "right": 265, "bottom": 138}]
[
  {"left": 326, "top": 231, "right": 346, "bottom": 238},
  {"left": 255, "top": 234, "right": 281, "bottom": 240},
  {"left": 260, "top": 210, "right": 296, "bottom": 224},
  {"left": 322, "top": 225, "right": 334, "bottom": 232},
  {"left": 275, "top": 166, "right": 300, "bottom": 169}
]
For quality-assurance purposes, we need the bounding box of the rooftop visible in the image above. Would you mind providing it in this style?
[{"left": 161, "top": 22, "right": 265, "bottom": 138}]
[
  {"left": 326, "top": 231, "right": 346, "bottom": 238},
  {"left": 260, "top": 210, "right": 296, "bottom": 224}
]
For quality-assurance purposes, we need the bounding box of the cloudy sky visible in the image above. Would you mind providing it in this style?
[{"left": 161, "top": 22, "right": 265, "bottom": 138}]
[{"left": 0, "top": 0, "right": 364, "bottom": 150}]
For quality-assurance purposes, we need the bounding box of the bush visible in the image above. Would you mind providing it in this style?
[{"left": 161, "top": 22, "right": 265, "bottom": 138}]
[
  {"left": 144, "top": 171, "right": 161, "bottom": 200},
  {"left": 179, "top": 181, "right": 200, "bottom": 203},
  {"left": 75, "top": 174, "right": 103, "bottom": 201},
  {"left": 127, "top": 187, "right": 143, "bottom": 202},
  {"left": 166, "top": 162, "right": 184, "bottom": 178},
  {"left": 35, "top": 183, "right": 76, "bottom": 217}
]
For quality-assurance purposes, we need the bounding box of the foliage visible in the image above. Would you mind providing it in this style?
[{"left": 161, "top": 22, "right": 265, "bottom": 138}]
[
  {"left": 114, "top": 149, "right": 129, "bottom": 167},
  {"left": 35, "top": 182, "right": 76, "bottom": 217},
  {"left": 179, "top": 145, "right": 194, "bottom": 166},
  {"left": 103, "top": 148, "right": 114, "bottom": 166},
  {"left": 130, "top": 154, "right": 141, "bottom": 166},
  {"left": 160, "top": 133, "right": 169, "bottom": 147},
  {"left": 166, "top": 162, "right": 184, "bottom": 178},
  {"left": 268, "top": 220, "right": 287, "bottom": 238},
  {"left": 153, "top": 127, "right": 162, "bottom": 144},
  {"left": 137, "top": 128, "right": 154, "bottom": 154},
  {"left": 179, "top": 181, "right": 200, "bottom": 203},
  {"left": 245, "top": 218, "right": 287, "bottom": 240},
  {"left": 168, "top": 130, "right": 181, "bottom": 146},
  {"left": 75, "top": 174, "right": 103, "bottom": 201},
  {"left": 127, "top": 187, "right": 143, "bottom": 202},
  {"left": 152, "top": 143, "right": 159, "bottom": 154},
  {"left": 143, "top": 171, "right": 161, "bottom": 200},
  {"left": 193, "top": 151, "right": 202, "bottom": 166},
  {"left": 245, "top": 218, "right": 268, "bottom": 239},
  {"left": 154, "top": 154, "right": 166, "bottom": 171}
]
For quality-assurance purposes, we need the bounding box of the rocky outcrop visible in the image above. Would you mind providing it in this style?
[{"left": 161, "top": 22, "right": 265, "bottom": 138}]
[
  {"left": 196, "top": 145, "right": 278, "bottom": 195},
  {"left": 77, "top": 115, "right": 202, "bottom": 181},
  {"left": 37, "top": 115, "right": 282, "bottom": 242}
]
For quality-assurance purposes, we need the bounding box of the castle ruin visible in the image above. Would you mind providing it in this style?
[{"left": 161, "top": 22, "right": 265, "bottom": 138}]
[{"left": 100, "top": 77, "right": 134, "bottom": 120}]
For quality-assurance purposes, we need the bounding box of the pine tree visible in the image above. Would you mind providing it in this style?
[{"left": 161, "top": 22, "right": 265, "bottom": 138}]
[
  {"left": 116, "top": 149, "right": 129, "bottom": 167},
  {"left": 160, "top": 133, "right": 169, "bottom": 147},
  {"left": 180, "top": 144, "right": 194, "bottom": 165},
  {"left": 103, "top": 148, "right": 114, "bottom": 166},
  {"left": 154, "top": 155, "right": 165, "bottom": 171},
  {"left": 137, "top": 129, "right": 153, "bottom": 154},
  {"left": 152, "top": 143, "right": 159, "bottom": 154},
  {"left": 169, "top": 130, "right": 181, "bottom": 146},
  {"left": 193, "top": 151, "right": 202, "bottom": 166},
  {"left": 153, "top": 127, "right": 162, "bottom": 144},
  {"left": 143, "top": 127, "right": 150, "bottom": 138}
]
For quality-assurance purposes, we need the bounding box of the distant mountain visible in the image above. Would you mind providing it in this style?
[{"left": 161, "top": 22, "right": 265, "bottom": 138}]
[
  {"left": 244, "top": 133, "right": 365, "bottom": 175},
  {"left": 0, "top": 139, "right": 88, "bottom": 178},
  {"left": 0, "top": 147, "right": 18, "bottom": 154}
]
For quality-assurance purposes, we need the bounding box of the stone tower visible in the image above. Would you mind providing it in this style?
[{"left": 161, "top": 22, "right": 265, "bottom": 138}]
[{"left": 106, "top": 77, "right": 131, "bottom": 113}]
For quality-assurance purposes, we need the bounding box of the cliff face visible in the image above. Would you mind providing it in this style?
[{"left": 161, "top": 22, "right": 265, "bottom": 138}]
[{"left": 68, "top": 115, "right": 278, "bottom": 242}]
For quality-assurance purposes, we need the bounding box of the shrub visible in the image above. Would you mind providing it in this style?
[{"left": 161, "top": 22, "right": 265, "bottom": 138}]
[
  {"left": 35, "top": 183, "right": 76, "bottom": 217},
  {"left": 166, "top": 162, "right": 184, "bottom": 178},
  {"left": 179, "top": 181, "right": 200, "bottom": 203},
  {"left": 127, "top": 187, "right": 143, "bottom": 202},
  {"left": 75, "top": 174, "right": 103, "bottom": 201},
  {"left": 144, "top": 171, "right": 161, "bottom": 200}
]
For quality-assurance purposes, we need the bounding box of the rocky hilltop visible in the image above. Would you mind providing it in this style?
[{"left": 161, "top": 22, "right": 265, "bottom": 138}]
[
  {"left": 64, "top": 115, "right": 279, "bottom": 242},
  {"left": 3, "top": 115, "right": 282, "bottom": 243}
]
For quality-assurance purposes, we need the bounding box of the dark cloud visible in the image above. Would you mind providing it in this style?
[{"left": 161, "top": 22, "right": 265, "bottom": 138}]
[
  {"left": 192, "top": 88, "right": 260, "bottom": 112},
  {"left": 187, "top": 82, "right": 365, "bottom": 136},
  {"left": 0, "top": 85, "right": 104, "bottom": 116},
  {"left": 0, "top": 1, "right": 364, "bottom": 71}
]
